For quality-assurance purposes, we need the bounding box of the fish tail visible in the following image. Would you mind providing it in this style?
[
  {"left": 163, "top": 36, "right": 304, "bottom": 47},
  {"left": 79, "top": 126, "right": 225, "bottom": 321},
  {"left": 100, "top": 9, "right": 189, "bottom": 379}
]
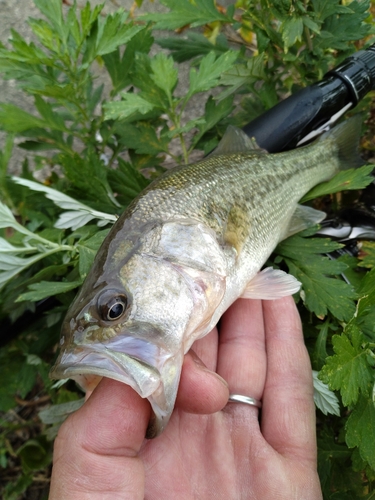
[{"left": 320, "top": 114, "right": 364, "bottom": 170}]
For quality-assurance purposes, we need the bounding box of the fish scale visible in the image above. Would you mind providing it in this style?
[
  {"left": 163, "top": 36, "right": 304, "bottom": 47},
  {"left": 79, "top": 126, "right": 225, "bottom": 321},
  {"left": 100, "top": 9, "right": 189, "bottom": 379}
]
[{"left": 50, "top": 116, "right": 362, "bottom": 437}]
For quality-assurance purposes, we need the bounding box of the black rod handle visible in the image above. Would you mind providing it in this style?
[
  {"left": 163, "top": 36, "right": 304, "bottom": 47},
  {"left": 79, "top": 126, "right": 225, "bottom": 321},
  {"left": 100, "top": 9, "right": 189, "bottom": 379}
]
[{"left": 243, "top": 44, "right": 375, "bottom": 152}]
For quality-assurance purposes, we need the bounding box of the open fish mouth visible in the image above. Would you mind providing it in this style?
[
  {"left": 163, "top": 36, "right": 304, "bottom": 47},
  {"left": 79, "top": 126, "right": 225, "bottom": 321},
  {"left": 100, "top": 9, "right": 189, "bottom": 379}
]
[
  {"left": 50, "top": 347, "right": 162, "bottom": 398},
  {"left": 49, "top": 337, "right": 184, "bottom": 437}
]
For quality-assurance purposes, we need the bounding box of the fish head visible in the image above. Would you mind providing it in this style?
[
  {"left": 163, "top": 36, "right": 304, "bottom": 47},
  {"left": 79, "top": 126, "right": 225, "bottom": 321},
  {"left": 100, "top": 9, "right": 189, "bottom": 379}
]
[{"left": 50, "top": 218, "right": 227, "bottom": 436}]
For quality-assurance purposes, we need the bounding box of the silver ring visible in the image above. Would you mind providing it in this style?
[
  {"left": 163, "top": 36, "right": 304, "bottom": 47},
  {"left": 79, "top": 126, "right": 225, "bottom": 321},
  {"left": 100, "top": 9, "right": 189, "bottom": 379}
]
[{"left": 228, "top": 394, "right": 262, "bottom": 408}]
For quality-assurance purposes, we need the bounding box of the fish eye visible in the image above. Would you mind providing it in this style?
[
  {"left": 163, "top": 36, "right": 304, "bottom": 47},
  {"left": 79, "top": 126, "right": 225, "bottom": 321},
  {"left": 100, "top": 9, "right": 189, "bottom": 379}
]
[{"left": 98, "top": 292, "right": 128, "bottom": 321}]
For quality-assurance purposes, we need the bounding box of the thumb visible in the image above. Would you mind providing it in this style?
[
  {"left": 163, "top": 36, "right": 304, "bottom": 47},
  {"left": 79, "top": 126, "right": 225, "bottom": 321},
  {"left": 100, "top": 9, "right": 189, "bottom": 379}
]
[{"left": 49, "top": 378, "right": 150, "bottom": 500}]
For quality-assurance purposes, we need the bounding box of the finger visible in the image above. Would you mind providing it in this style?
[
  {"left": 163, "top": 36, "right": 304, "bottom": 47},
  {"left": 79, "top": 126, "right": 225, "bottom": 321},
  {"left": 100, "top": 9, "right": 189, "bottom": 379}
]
[
  {"left": 175, "top": 350, "right": 229, "bottom": 414},
  {"left": 261, "top": 297, "right": 316, "bottom": 464},
  {"left": 191, "top": 327, "right": 219, "bottom": 372},
  {"left": 217, "top": 299, "right": 267, "bottom": 401},
  {"left": 49, "top": 378, "right": 150, "bottom": 499}
]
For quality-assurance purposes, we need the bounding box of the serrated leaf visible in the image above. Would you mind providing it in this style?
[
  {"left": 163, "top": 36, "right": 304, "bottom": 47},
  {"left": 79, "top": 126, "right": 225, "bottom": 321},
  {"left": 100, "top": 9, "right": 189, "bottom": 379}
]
[
  {"left": 320, "top": 324, "right": 373, "bottom": 406},
  {"left": 276, "top": 233, "right": 356, "bottom": 320},
  {"left": 34, "top": 95, "right": 67, "bottom": 131},
  {"left": 281, "top": 17, "right": 304, "bottom": 50},
  {"left": 301, "top": 165, "right": 375, "bottom": 202},
  {"left": 150, "top": 52, "right": 178, "bottom": 100},
  {"left": 78, "top": 245, "right": 96, "bottom": 279},
  {"left": 115, "top": 122, "right": 170, "bottom": 155},
  {"left": 34, "top": 0, "right": 65, "bottom": 41},
  {"left": 103, "top": 26, "right": 153, "bottom": 96},
  {"left": 0, "top": 103, "right": 46, "bottom": 132},
  {"left": 356, "top": 268, "right": 375, "bottom": 319},
  {"left": 192, "top": 94, "right": 233, "bottom": 147},
  {"left": 218, "top": 54, "right": 266, "bottom": 100},
  {"left": 286, "top": 258, "right": 356, "bottom": 320},
  {"left": 103, "top": 93, "right": 155, "bottom": 120},
  {"left": 188, "top": 50, "right": 239, "bottom": 98},
  {"left": 107, "top": 158, "right": 150, "bottom": 206},
  {"left": 141, "top": 0, "right": 232, "bottom": 30},
  {"left": 346, "top": 394, "right": 375, "bottom": 469},
  {"left": 96, "top": 11, "right": 143, "bottom": 56},
  {"left": 313, "top": 370, "right": 340, "bottom": 416},
  {"left": 359, "top": 241, "right": 375, "bottom": 269},
  {"left": 17, "top": 280, "right": 82, "bottom": 302},
  {"left": 157, "top": 32, "right": 229, "bottom": 62}
]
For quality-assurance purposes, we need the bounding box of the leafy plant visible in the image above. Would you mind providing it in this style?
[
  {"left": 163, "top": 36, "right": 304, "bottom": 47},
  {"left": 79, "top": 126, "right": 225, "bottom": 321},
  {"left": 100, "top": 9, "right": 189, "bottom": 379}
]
[{"left": 0, "top": 0, "right": 375, "bottom": 498}]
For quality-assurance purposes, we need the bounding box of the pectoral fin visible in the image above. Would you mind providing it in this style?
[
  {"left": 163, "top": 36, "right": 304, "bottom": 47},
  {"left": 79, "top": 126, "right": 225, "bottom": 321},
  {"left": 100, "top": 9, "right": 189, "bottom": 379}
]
[
  {"left": 240, "top": 267, "right": 301, "bottom": 300},
  {"left": 281, "top": 204, "right": 326, "bottom": 240}
]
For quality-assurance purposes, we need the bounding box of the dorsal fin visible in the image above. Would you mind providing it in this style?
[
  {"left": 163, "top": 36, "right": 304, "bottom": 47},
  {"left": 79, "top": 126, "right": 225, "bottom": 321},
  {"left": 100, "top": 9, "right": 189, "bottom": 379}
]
[{"left": 210, "top": 125, "right": 268, "bottom": 156}]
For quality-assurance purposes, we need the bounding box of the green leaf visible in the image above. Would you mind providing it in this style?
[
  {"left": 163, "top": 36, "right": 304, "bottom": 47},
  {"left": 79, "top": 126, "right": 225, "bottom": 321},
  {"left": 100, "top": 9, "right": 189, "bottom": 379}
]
[
  {"left": 16, "top": 280, "right": 83, "bottom": 302},
  {"left": 193, "top": 95, "right": 233, "bottom": 145},
  {"left": 281, "top": 17, "right": 304, "bottom": 50},
  {"left": 103, "top": 26, "right": 153, "bottom": 96},
  {"left": 2, "top": 473, "right": 33, "bottom": 500},
  {"left": 17, "top": 436, "right": 52, "bottom": 472},
  {"left": 141, "top": 0, "right": 232, "bottom": 30},
  {"left": 96, "top": 10, "right": 144, "bottom": 56},
  {"left": 359, "top": 241, "right": 375, "bottom": 269},
  {"left": 356, "top": 268, "right": 375, "bottom": 320},
  {"left": 276, "top": 233, "right": 356, "bottom": 320},
  {"left": 34, "top": 95, "right": 67, "bottom": 131},
  {"left": 103, "top": 93, "right": 155, "bottom": 120},
  {"left": 107, "top": 158, "right": 150, "bottom": 206},
  {"left": 320, "top": 324, "right": 373, "bottom": 407},
  {"left": 218, "top": 53, "right": 266, "bottom": 100},
  {"left": 34, "top": 0, "right": 65, "bottom": 41},
  {"left": 0, "top": 348, "right": 37, "bottom": 411},
  {"left": 157, "top": 32, "right": 229, "bottom": 62},
  {"left": 0, "top": 103, "right": 46, "bottom": 132},
  {"left": 301, "top": 165, "right": 375, "bottom": 202},
  {"left": 313, "top": 370, "right": 340, "bottom": 416},
  {"left": 150, "top": 52, "right": 178, "bottom": 100},
  {"left": 346, "top": 394, "right": 375, "bottom": 469},
  {"left": 188, "top": 50, "right": 239, "bottom": 98},
  {"left": 115, "top": 122, "right": 170, "bottom": 155}
]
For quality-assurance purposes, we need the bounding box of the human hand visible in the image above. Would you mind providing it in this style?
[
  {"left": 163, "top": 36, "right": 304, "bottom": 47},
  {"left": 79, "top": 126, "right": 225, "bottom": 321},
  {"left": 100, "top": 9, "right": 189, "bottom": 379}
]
[{"left": 49, "top": 297, "right": 322, "bottom": 500}]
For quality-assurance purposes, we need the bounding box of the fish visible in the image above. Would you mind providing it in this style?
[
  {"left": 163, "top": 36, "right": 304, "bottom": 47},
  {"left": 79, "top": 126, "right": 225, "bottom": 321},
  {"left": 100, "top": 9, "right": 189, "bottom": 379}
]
[{"left": 50, "top": 115, "right": 362, "bottom": 437}]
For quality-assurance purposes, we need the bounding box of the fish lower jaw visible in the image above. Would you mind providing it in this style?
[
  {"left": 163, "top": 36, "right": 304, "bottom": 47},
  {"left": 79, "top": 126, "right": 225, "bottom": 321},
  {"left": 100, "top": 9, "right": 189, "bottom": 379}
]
[{"left": 50, "top": 349, "right": 161, "bottom": 399}]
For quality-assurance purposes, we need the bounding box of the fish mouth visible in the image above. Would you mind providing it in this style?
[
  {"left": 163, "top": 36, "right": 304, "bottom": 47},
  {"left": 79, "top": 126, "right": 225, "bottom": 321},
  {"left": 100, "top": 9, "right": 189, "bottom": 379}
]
[
  {"left": 50, "top": 347, "right": 162, "bottom": 398},
  {"left": 50, "top": 338, "right": 184, "bottom": 438}
]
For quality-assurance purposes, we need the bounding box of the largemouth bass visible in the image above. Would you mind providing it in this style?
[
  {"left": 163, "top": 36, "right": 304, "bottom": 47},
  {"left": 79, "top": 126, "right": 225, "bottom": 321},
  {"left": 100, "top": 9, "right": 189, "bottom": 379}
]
[{"left": 50, "top": 116, "right": 362, "bottom": 437}]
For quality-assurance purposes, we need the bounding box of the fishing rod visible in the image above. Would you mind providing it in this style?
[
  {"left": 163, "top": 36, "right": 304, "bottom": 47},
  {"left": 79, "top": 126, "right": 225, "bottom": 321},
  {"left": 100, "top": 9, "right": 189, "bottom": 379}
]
[
  {"left": 2, "top": 44, "right": 375, "bottom": 347},
  {"left": 243, "top": 43, "right": 375, "bottom": 152}
]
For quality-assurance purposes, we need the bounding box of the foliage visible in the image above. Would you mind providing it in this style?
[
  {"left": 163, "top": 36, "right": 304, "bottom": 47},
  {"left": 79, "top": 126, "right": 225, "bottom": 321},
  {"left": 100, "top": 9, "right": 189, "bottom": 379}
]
[{"left": 0, "top": 0, "right": 375, "bottom": 498}]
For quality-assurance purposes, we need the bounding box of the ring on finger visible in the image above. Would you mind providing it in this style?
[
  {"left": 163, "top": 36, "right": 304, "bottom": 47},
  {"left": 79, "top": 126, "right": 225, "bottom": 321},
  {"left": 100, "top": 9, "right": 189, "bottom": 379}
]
[{"left": 227, "top": 394, "right": 262, "bottom": 408}]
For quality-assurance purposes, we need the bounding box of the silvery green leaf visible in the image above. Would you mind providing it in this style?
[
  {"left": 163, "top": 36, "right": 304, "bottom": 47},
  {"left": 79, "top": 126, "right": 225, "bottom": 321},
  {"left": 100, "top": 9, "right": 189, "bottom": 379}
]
[
  {"left": 39, "top": 398, "right": 85, "bottom": 425},
  {"left": 0, "top": 237, "right": 36, "bottom": 254},
  {"left": 12, "top": 177, "right": 117, "bottom": 230},
  {"left": 313, "top": 370, "right": 340, "bottom": 416},
  {"left": 26, "top": 354, "right": 42, "bottom": 366},
  {"left": 0, "top": 200, "right": 20, "bottom": 229},
  {"left": 0, "top": 253, "right": 38, "bottom": 271},
  {"left": 54, "top": 211, "right": 104, "bottom": 231}
]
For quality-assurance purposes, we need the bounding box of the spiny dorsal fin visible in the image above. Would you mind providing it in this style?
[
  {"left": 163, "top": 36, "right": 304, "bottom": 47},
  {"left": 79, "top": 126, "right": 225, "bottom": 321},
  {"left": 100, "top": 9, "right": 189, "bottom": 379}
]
[{"left": 210, "top": 125, "right": 268, "bottom": 156}]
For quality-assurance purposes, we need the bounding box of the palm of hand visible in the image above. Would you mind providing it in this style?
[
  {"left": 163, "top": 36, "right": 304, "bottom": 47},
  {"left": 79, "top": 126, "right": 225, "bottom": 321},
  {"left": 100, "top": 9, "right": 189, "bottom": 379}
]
[
  {"left": 140, "top": 298, "right": 321, "bottom": 500},
  {"left": 49, "top": 298, "right": 322, "bottom": 500}
]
